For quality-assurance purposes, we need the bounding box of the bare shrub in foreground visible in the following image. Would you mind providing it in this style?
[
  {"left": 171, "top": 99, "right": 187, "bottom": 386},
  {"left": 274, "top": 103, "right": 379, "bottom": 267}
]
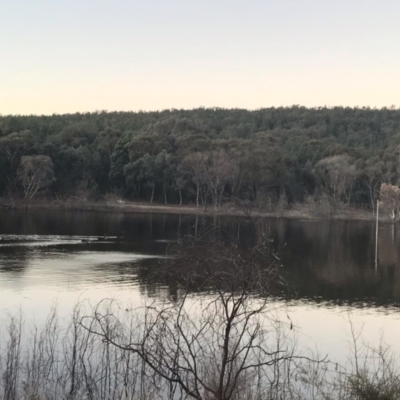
[
  {"left": 0, "top": 306, "right": 158, "bottom": 400},
  {"left": 80, "top": 228, "right": 317, "bottom": 400}
]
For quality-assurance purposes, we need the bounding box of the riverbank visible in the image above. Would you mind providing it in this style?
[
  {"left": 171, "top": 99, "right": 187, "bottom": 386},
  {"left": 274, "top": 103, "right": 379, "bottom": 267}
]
[{"left": 0, "top": 197, "right": 381, "bottom": 221}]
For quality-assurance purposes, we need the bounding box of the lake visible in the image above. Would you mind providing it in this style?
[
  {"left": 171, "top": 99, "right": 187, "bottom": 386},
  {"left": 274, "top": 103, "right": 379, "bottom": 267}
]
[{"left": 1, "top": 209, "right": 400, "bottom": 366}]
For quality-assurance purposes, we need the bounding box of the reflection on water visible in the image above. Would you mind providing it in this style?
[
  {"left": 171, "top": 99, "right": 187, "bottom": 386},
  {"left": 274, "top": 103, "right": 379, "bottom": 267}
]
[
  {"left": 2, "top": 210, "right": 400, "bottom": 305},
  {"left": 1, "top": 209, "right": 400, "bottom": 364},
  {"left": 278, "top": 219, "right": 400, "bottom": 306}
]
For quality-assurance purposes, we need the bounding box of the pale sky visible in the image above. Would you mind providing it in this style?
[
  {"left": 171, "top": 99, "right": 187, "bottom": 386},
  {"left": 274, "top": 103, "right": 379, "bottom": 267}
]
[{"left": 1, "top": 0, "right": 400, "bottom": 115}]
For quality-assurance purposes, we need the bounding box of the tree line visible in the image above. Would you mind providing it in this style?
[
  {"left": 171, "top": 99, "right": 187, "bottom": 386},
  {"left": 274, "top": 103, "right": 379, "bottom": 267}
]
[{"left": 2, "top": 106, "right": 400, "bottom": 212}]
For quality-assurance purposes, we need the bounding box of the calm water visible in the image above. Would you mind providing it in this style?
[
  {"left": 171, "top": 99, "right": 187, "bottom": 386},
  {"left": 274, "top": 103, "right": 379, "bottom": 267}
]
[{"left": 1, "top": 209, "right": 400, "bottom": 364}]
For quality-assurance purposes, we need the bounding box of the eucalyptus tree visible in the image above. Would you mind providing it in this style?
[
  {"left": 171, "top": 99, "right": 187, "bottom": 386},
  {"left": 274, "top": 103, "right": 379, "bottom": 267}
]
[
  {"left": 109, "top": 135, "right": 131, "bottom": 193},
  {"left": 181, "top": 152, "right": 210, "bottom": 208},
  {"left": 175, "top": 165, "right": 188, "bottom": 206},
  {"left": 207, "top": 149, "right": 236, "bottom": 209},
  {"left": 0, "top": 130, "right": 34, "bottom": 188},
  {"left": 124, "top": 154, "right": 158, "bottom": 203},
  {"left": 3, "top": 107, "right": 400, "bottom": 207},
  {"left": 155, "top": 150, "right": 178, "bottom": 205},
  {"left": 95, "top": 127, "right": 122, "bottom": 163},
  {"left": 362, "top": 157, "right": 384, "bottom": 215},
  {"left": 380, "top": 183, "right": 400, "bottom": 220}
]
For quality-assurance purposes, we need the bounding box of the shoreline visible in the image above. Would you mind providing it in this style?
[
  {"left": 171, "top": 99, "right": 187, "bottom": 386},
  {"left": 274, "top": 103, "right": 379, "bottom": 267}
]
[{"left": 0, "top": 198, "right": 382, "bottom": 222}]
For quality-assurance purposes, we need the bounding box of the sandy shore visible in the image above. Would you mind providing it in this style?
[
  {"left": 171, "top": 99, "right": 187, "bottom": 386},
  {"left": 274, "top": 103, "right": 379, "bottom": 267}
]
[{"left": 0, "top": 198, "right": 381, "bottom": 222}]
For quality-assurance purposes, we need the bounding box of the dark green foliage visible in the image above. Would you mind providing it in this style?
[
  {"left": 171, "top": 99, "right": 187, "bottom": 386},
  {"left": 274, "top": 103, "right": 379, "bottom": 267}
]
[
  {"left": 1, "top": 107, "right": 400, "bottom": 206},
  {"left": 0, "top": 153, "right": 9, "bottom": 195},
  {"left": 109, "top": 134, "right": 131, "bottom": 194}
]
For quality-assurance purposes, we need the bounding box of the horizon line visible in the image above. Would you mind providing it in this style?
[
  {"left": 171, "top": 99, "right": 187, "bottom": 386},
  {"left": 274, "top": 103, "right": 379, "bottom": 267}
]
[{"left": 1, "top": 104, "right": 399, "bottom": 118}]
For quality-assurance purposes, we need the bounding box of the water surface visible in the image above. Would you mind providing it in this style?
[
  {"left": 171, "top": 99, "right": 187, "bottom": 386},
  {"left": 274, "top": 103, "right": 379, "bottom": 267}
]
[{"left": 1, "top": 209, "right": 400, "bottom": 364}]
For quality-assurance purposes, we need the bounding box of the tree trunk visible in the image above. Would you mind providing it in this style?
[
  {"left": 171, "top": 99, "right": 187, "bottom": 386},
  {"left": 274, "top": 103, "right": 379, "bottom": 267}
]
[
  {"left": 370, "top": 186, "right": 375, "bottom": 216},
  {"left": 218, "top": 184, "right": 226, "bottom": 209},
  {"left": 178, "top": 190, "right": 182, "bottom": 206},
  {"left": 196, "top": 184, "right": 199, "bottom": 208},
  {"left": 212, "top": 185, "right": 219, "bottom": 210},
  {"left": 251, "top": 183, "right": 256, "bottom": 202},
  {"left": 150, "top": 183, "right": 155, "bottom": 204}
]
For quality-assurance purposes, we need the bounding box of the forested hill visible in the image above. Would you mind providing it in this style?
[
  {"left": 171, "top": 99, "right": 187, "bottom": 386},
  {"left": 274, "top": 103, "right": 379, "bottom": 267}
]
[{"left": 1, "top": 107, "right": 400, "bottom": 209}]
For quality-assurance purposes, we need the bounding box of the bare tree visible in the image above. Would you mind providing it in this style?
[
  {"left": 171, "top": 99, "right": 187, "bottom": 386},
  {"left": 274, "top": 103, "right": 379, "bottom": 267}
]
[
  {"left": 276, "top": 187, "right": 288, "bottom": 217},
  {"left": 80, "top": 227, "right": 308, "bottom": 400},
  {"left": 314, "top": 155, "right": 357, "bottom": 210},
  {"left": 17, "top": 155, "right": 55, "bottom": 200}
]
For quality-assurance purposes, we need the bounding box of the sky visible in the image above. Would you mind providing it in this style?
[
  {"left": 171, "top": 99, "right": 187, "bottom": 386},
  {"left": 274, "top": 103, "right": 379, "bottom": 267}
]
[{"left": 1, "top": 0, "right": 400, "bottom": 115}]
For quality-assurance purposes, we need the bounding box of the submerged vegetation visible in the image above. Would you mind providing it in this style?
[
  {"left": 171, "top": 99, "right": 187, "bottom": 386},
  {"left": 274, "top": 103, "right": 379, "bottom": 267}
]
[{"left": 2, "top": 107, "right": 400, "bottom": 216}]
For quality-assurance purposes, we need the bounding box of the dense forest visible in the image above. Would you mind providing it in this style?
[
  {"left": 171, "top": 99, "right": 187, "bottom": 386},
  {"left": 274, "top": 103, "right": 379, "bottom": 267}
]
[{"left": 1, "top": 106, "right": 400, "bottom": 213}]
